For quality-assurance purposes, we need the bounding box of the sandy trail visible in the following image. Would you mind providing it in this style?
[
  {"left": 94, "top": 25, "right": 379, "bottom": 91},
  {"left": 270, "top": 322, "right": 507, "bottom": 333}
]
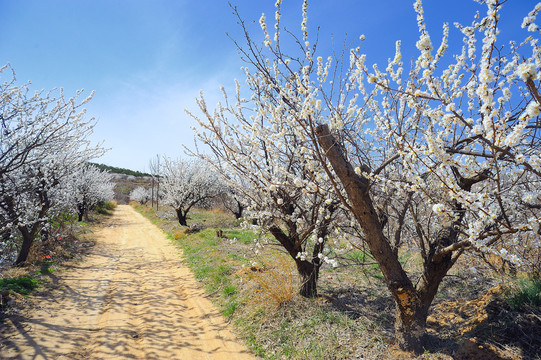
[{"left": 1, "top": 205, "right": 255, "bottom": 360}]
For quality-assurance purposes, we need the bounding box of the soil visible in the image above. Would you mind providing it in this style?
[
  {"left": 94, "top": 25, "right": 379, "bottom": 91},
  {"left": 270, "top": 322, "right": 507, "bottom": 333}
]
[{"left": 0, "top": 205, "right": 255, "bottom": 360}]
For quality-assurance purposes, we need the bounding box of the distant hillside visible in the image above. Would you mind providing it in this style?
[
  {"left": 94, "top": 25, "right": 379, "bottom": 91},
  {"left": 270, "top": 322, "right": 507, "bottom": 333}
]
[{"left": 90, "top": 163, "right": 151, "bottom": 177}]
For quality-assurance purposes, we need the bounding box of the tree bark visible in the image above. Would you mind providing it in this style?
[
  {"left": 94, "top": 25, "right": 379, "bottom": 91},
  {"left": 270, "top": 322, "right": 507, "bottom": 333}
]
[
  {"left": 77, "top": 203, "right": 86, "bottom": 222},
  {"left": 296, "top": 259, "right": 319, "bottom": 298},
  {"left": 14, "top": 188, "right": 50, "bottom": 265},
  {"left": 233, "top": 200, "right": 244, "bottom": 219}
]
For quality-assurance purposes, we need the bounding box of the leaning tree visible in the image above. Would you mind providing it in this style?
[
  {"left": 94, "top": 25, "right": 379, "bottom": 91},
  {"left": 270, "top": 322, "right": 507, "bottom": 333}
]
[{"left": 313, "top": 0, "right": 541, "bottom": 350}]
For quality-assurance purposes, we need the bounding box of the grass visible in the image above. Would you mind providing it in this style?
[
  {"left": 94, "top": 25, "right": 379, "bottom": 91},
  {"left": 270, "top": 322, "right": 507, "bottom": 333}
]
[
  {"left": 132, "top": 203, "right": 540, "bottom": 360},
  {"left": 506, "top": 277, "right": 541, "bottom": 310},
  {"left": 0, "top": 276, "right": 39, "bottom": 296},
  {"left": 133, "top": 204, "right": 386, "bottom": 359},
  {"left": 247, "top": 253, "right": 296, "bottom": 307}
]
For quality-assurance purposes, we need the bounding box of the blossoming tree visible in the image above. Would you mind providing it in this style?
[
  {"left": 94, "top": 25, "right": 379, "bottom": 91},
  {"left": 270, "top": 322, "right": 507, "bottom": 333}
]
[
  {"left": 316, "top": 0, "right": 541, "bottom": 350},
  {"left": 160, "top": 157, "right": 222, "bottom": 226},
  {"left": 220, "top": 190, "right": 246, "bottom": 220},
  {"left": 194, "top": 0, "right": 541, "bottom": 351},
  {"left": 0, "top": 65, "right": 105, "bottom": 265},
  {"left": 188, "top": 80, "right": 343, "bottom": 297},
  {"left": 130, "top": 186, "right": 152, "bottom": 205},
  {"left": 70, "top": 165, "right": 115, "bottom": 221}
]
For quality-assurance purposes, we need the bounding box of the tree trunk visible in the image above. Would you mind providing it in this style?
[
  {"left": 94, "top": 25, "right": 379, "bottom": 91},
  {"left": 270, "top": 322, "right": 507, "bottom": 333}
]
[
  {"left": 15, "top": 193, "right": 50, "bottom": 265},
  {"left": 77, "top": 203, "right": 85, "bottom": 222},
  {"left": 268, "top": 225, "right": 320, "bottom": 298},
  {"left": 315, "top": 124, "right": 427, "bottom": 351},
  {"left": 296, "top": 259, "right": 319, "bottom": 298},
  {"left": 393, "top": 295, "right": 429, "bottom": 353},
  {"left": 15, "top": 227, "right": 36, "bottom": 265},
  {"left": 234, "top": 201, "right": 244, "bottom": 219},
  {"left": 176, "top": 208, "right": 188, "bottom": 226}
]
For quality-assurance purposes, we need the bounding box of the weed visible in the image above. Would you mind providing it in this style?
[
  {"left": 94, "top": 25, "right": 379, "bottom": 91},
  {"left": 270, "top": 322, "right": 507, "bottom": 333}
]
[
  {"left": 345, "top": 249, "right": 371, "bottom": 264},
  {"left": 223, "top": 298, "right": 239, "bottom": 317},
  {"left": 223, "top": 284, "right": 236, "bottom": 296},
  {"left": 224, "top": 229, "right": 257, "bottom": 244},
  {"left": 0, "top": 276, "right": 39, "bottom": 295},
  {"left": 173, "top": 230, "right": 186, "bottom": 240}
]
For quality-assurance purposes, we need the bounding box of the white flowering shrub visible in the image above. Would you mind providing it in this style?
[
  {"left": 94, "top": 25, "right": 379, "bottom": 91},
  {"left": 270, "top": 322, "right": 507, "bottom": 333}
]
[
  {"left": 160, "top": 157, "right": 222, "bottom": 226},
  {"left": 0, "top": 65, "right": 105, "bottom": 265},
  {"left": 192, "top": 0, "right": 541, "bottom": 351},
  {"left": 130, "top": 186, "right": 151, "bottom": 205}
]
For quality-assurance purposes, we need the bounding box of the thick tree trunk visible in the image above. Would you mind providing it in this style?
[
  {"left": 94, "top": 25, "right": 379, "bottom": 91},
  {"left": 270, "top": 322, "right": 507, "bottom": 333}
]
[
  {"left": 296, "top": 259, "right": 319, "bottom": 298},
  {"left": 176, "top": 208, "right": 188, "bottom": 226},
  {"left": 393, "top": 296, "right": 430, "bottom": 353}
]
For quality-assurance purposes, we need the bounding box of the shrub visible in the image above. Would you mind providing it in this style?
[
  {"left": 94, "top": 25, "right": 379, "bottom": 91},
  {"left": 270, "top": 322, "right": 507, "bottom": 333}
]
[
  {"left": 95, "top": 200, "right": 117, "bottom": 214},
  {"left": 247, "top": 253, "right": 296, "bottom": 307}
]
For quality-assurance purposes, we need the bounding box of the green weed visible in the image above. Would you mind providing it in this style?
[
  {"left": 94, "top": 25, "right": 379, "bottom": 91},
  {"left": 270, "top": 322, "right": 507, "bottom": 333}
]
[
  {"left": 506, "top": 277, "right": 541, "bottom": 310},
  {"left": 0, "top": 276, "right": 39, "bottom": 295}
]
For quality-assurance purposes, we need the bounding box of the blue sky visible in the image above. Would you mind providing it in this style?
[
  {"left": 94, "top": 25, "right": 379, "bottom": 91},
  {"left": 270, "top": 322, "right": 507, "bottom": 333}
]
[{"left": 0, "top": 0, "right": 536, "bottom": 172}]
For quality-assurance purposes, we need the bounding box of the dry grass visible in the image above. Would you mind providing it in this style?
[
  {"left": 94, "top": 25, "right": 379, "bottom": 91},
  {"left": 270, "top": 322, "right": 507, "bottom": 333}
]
[{"left": 240, "top": 253, "right": 297, "bottom": 308}]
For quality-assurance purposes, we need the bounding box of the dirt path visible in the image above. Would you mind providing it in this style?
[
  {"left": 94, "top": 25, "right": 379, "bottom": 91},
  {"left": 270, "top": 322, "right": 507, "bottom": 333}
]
[{"left": 1, "top": 205, "right": 255, "bottom": 360}]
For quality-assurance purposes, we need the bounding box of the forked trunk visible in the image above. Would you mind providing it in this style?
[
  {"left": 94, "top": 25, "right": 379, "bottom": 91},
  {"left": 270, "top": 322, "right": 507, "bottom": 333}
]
[
  {"left": 316, "top": 124, "right": 429, "bottom": 352},
  {"left": 315, "top": 123, "right": 465, "bottom": 353},
  {"left": 268, "top": 225, "right": 321, "bottom": 298},
  {"left": 176, "top": 208, "right": 188, "bottom": 226}
]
